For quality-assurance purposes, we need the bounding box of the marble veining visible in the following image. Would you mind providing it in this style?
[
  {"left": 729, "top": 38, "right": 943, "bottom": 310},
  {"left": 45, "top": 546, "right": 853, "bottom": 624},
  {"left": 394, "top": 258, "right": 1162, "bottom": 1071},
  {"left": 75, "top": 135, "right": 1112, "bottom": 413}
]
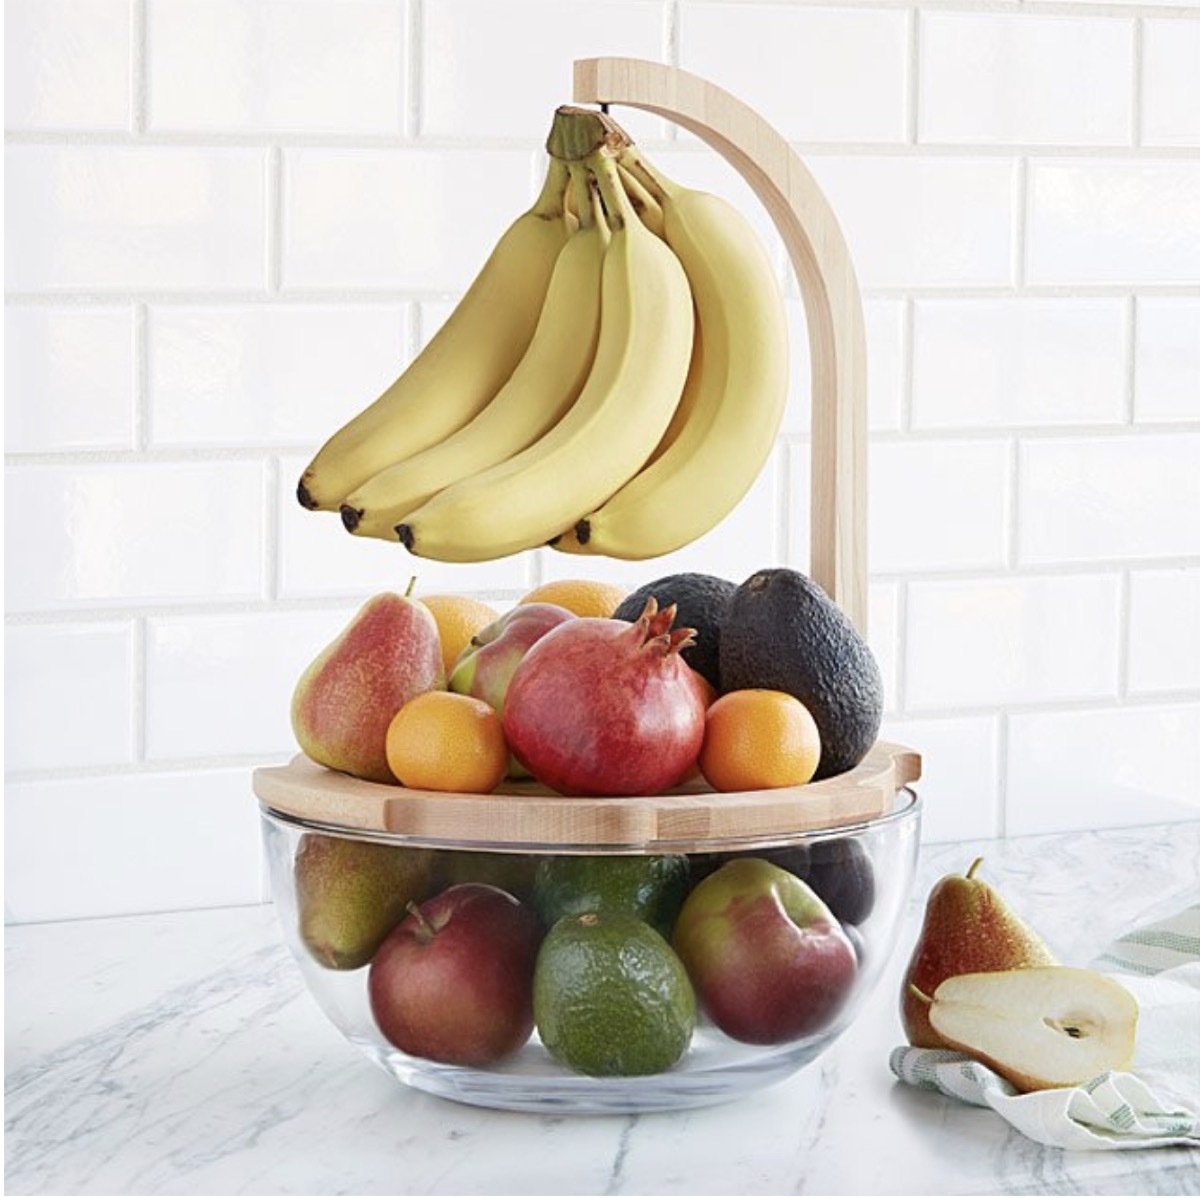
[{"left": 5, "top": 823, "right": 1200, "bottom": 1195}]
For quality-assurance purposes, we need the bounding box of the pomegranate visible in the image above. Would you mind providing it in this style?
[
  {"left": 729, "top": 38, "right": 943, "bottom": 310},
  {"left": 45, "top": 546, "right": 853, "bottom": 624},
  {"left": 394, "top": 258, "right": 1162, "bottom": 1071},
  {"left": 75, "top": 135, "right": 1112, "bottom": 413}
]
[{"left": 502, "top": 599, "right": 706, "bottom": 796}]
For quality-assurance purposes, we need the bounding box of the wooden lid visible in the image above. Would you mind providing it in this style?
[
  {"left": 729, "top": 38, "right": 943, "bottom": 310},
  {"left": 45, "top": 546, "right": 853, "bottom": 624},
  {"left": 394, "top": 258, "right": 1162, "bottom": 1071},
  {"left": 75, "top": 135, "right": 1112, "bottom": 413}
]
[{"left": 253, "top": 741, "right": 920, "bottom": 852}]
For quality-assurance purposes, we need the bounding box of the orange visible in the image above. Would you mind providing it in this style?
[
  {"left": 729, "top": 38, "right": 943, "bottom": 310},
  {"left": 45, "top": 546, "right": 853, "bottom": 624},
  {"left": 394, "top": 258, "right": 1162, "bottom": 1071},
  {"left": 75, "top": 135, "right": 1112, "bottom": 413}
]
[
  {"left": 698, "top": 689, "right": 822, "bottom": 792},
  {"left": 418, "top": 594, "right": 500, "bottom": 677},
  {"left": 385, "top": 691, "right": 508, "bottom": 794},
  {"left": 518, "top": 578, "right": 628, "bottom": 620}
]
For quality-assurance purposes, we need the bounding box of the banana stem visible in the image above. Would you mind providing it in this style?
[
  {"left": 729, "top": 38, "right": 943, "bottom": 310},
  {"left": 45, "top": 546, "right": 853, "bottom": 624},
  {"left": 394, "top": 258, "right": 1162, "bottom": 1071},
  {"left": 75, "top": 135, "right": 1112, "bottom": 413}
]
[
  {"left": 567, "top": 162, "right": 594, "bottom": 230},
  {"left": 617, "top": 162, "right": 665, "bottom": 237},
  {"left": 618, "top": 145, "right": 677, "bottom": 204},
  {"left": 589, "top": 152, "right": 637, "bottom": 233},
  {"left": 532, "top": 156, "right": 571, "bottom": 223}
]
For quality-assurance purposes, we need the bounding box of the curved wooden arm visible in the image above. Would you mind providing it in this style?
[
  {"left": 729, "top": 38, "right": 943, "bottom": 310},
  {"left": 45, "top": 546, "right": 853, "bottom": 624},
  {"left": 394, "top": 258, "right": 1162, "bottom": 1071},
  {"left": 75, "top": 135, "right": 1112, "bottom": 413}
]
[{"left": 573, "top": 57, "right": 868, "bottom": 634}]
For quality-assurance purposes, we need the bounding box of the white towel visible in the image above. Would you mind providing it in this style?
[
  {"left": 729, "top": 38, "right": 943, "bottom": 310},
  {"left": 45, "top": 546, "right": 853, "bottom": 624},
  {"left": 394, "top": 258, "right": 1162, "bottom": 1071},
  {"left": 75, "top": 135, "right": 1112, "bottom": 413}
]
[{"left": 889, "top": 903, "right": 1200, "bottom": 1150}]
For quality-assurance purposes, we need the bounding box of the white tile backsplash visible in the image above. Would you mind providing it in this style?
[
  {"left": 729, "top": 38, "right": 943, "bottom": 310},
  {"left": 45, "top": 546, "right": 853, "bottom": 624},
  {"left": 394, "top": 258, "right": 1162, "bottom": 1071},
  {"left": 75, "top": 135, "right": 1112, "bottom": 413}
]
[
  {"left": 1027, "top": 159, "right": 1200, "bottom": 285},
  {"left": 1006, "top": 704, "right": 1200, "bottom": 835},
  {"left": 1134, "top": 298, "right": 1200, "bottom": 424},
  {"left": 912, "top": 299, "right": 1128, "bottom": 429},
  {"left": 148, "top": 305, "right": 409, "bottom": 447},
  {"left": 5, "top": 462, "right": 266, "bottom": 612},
  {"left": 145, "top": 607, "right": 357, "bottom": 760},
  {"left": 1128, "top": 568, "right": 1200, "bottom": 695},
  {"left": 7, "top": 1, "right": 1200, "bottom": 922},
  {"left": 5, "top": 305, "right": 135, "bottom": 451},
  {"left": 147, "top": 0, "right": 406, "bottom": 134},
  {"left": 1018, "top": 433, "right": 1200, "bottom": 565},
  {"left": 423, "top": 0, "right": 665, "bottom": 143},
  {"left": 905, "top": 574, "right": 1122, "bottom": 711},
  {"left": 5, "top": 768, "right": 264, "bottom": 922},
  {"left": 679, "top": 4, "right": 910, "bottom": 143},
  {"left": 5, "top": 146, "right": 268, "bottom": 292},
  {"left": 880, "top": 715, "right": 1000, "bottom": 844},
  {"left": 1141, "top": 19, "right": 1200, "bottom": 148},
  {"left": 282, "top": 148, "right": 538, "bottom": 291},
  {"left": 918, "top": 12, "right": 1133, "bottom": 146},
  {"left": 4, "top": 622, "right": 137, "bottom": 772},
  {"left": 4, "top": 0, "right": 132, "bottom": 132},
  {"left": 809, "top": 157, "right": 1017, "bottom": 288},
  {"left": 868, "top": 440, "right": 1011, "bottom": 574}
]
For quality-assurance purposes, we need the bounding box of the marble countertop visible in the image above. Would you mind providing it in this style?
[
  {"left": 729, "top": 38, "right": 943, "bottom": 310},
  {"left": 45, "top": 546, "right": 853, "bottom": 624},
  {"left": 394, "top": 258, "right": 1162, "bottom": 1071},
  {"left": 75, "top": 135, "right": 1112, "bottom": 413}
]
[{"left": 6, "top": 819, "right": 1200, "bottom": 1196}]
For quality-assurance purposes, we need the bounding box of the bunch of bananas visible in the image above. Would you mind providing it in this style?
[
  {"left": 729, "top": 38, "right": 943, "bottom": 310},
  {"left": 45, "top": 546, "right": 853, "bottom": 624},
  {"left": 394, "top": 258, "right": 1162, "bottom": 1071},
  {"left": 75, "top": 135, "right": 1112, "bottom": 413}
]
[{"left": 296, "top": 107, "right": 789, "bottom": 562}]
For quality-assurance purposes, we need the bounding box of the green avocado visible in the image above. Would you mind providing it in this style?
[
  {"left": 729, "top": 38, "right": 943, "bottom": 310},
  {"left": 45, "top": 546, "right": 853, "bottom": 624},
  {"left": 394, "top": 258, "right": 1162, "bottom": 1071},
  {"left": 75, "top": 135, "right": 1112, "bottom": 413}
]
[
  {"left": 533, "top": 912, "right": 696, "bottom": 1076},
  {"left": 718, "top": 568, "right": 883, "bottom": 780},
  {"left": 613, "top": 572, "right": 737, "bottom": 690},
  {"left": 532, "top": 854, "right": 691, "bottom": 939}
]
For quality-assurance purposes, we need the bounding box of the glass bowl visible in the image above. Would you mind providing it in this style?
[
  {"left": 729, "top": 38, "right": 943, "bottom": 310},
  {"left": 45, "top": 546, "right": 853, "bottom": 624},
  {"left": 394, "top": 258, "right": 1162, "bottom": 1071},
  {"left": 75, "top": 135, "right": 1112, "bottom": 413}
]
[{"left": 258, "top": 780, "right": 920, "bottom": 1114}]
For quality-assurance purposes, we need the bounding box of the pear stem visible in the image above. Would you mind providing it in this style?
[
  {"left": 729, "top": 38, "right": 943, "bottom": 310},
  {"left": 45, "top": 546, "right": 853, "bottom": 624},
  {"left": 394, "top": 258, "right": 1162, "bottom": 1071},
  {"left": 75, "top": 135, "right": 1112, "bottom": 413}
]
[
  {"left": 908, "top": 983, "right": 933, "bottom": 1006},
  {"left": 404, "top": 575, "right": 418, "bottom": 599},
  {"left": 966, "top": 857, "right": 984, "bottom": 880}
]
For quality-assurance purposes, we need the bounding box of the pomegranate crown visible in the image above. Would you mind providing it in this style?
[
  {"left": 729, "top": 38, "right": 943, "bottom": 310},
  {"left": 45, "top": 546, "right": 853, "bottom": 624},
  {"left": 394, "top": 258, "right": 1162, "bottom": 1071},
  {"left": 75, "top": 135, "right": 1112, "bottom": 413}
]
[{"left": 625, "top": 596, "right": 698, "bottom": 657}]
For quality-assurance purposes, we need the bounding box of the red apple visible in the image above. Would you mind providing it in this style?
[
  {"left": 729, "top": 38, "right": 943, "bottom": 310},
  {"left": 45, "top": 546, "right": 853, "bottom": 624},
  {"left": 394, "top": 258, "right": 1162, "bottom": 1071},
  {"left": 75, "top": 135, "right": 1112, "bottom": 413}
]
[
  {"left": 501, "top": 601, "right": 706, "bottom": 797},
  {"left": 367, "top": 883, "right": 543, "bottom": 1067},
  {"left": 448, "top": 603, "right": 575, "bottom": 714},
  {"left": 672, "top": 857, "right": 858, "bottom": 1045}
]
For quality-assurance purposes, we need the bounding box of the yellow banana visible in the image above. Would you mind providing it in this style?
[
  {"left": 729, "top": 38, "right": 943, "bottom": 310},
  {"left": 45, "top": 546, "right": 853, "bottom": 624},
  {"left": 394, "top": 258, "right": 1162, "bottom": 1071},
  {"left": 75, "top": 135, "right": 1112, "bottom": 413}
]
[
  {"left": 395, "top": 152, "right": 694, "bottom": 564},
  {"left": 340, "top": 164, "right": 610, "bottom": 540},
  {"left": 555, "top": 147, "right": 788, "bottom": 559},
  {"left": 296, "top": 158, "right": 572, "bottom": 511}
]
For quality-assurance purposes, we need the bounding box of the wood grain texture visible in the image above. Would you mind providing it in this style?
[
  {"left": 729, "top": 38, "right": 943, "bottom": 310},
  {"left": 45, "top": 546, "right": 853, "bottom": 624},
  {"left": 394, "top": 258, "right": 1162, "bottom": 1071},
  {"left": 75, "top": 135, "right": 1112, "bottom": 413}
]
[
  {"left": 573, "top": 57, "right": 869, "bottom": 634},
  {"left": 252, "top": 742, "right": 920, "bottom": 849}
]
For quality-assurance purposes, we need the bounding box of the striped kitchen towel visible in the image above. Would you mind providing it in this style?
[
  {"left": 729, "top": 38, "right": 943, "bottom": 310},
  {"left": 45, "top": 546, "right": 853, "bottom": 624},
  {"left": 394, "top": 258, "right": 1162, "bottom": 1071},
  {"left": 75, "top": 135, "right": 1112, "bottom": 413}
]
[{"left": 889, "top": 903, "right": 1200, "bottom": 1150}]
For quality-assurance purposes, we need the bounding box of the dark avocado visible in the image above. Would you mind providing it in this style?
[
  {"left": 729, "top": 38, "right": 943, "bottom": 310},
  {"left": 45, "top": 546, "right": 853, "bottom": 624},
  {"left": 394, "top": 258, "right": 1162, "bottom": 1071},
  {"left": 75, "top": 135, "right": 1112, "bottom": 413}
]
[
  {"left": 613, "top": 572, "right": 736, "bottom": 690},
  {"left": 718, "top": 568, "right": 883, "bottom": 780}
]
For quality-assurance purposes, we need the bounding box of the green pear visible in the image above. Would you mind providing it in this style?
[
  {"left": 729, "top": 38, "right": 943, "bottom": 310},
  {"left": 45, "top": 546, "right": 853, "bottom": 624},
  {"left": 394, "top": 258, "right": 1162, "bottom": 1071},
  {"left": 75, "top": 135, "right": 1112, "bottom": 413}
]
[
  {"left": 901, "top": 857, "right": 1056, "bottom": 1048},
  {"left": 295, "top": 833, "right": 436, "bottom": 970},
  {"left": 291, "top": 584, "right": 444, "bottom": 784}
]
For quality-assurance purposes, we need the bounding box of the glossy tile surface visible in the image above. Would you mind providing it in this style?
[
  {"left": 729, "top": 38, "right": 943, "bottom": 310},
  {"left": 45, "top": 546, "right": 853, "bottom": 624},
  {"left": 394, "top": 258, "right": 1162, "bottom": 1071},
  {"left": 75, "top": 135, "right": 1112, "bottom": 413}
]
[
  {"left": 148, "top": 305, "right": 408, "bottom": 447},
  {"left": 5, "top": 462, "right": 266, "bottom": 611},
  {"left": 919, "top": 12, "right": 1132, "bottom": 145},
  {"left": 1141, "top": 19, "right": 1200, "bottom": 148},
  {"left": 680, "top": 3, "right": 910, "bottom": 142},
  {"left": 1128, "top": 568, "right": 1200, "bottom": 695},
  {"left": 147, "top": 0, "right": 405, "bottom": 134},
  {"left": 282, "top": 149, "right": 537, "bottom": 291},
  {"left": 4, "top": 0, "right": 131, "bottom": 131},
  {"left": 6, "top": 147, "right": 267, "bottom": 291},
  {"left": 4, "top": 622, "right": 136, "bottom": 772},
  {"left": 912, "top": 298, "right": 1128, "bottom": 428},
  {"left": 1027, "top": 160, "right": 1200, "bottom": 284},
  {"left": 1019, "top": 433, "right": 1200, "bottom": 564},
  {"left": 5, "top": 305, "right": 135, "bottom": 451},
  {"left": 905, "top": 574, "right": 1121, "bottom": 710},
  {"left": 1134, "top": 297, "right": 1200, "bottom": 424}
]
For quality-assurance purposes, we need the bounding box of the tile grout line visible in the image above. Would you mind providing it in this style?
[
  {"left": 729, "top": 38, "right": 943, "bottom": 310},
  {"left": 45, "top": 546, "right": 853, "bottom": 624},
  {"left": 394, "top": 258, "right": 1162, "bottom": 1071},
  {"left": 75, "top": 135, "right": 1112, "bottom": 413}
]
[
  {"left": 907, "top": 7, "right": 921, "bottom": 146},
  {"left": 133, "top": 302, "right": 149, "bottom": 451},
  {"left": 131, "top": 615, "right": 147, "bottom": 764},
  {"left": 131, "top": 0, "right": 147, "bottom": 135},
  {"left": 406, "top": 0, "right": 423, "bottom": 141},
  {"left": 1132, "top": 15, "right": 1146, "bottom": 149},
  {"left": 995, "top": 712, "right": 1009, "bottom": 840},
  {"left": 267, "top": 146, "right": 283, "bottom": 294}
]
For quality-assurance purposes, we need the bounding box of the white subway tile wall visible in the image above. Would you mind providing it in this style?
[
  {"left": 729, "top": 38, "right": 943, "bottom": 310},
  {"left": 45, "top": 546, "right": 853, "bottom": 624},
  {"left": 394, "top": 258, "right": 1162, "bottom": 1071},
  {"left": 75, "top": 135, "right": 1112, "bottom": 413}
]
[{"left": 5, "top": 0, "right": 1199, "bottom": 921}]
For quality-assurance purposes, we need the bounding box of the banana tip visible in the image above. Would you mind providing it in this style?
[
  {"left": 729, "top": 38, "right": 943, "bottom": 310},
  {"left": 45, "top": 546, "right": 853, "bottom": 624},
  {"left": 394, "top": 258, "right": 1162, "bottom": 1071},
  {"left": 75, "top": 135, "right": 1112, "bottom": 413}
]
[
  {"left": 296, "top": 479, "right": 319, "bottom": 510},
  {"left": 574, "top": 518, "right": 592, "bottom": 546},
  {"left": 395, "top": 523, "right": 415, "bottom": 551},
  {"left": 340, "top": 505, "right": 362, "bottom": 533}
]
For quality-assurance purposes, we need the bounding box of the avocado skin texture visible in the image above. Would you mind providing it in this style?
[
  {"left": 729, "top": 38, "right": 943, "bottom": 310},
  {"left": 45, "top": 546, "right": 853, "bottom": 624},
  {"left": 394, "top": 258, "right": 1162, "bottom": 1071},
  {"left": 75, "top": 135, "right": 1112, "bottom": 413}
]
[
  {"left": 718, "top": 568, "right": 883, "bottom": 780},
  {"left": 613, "top": 572, "right": 736, "bottom": 690}
]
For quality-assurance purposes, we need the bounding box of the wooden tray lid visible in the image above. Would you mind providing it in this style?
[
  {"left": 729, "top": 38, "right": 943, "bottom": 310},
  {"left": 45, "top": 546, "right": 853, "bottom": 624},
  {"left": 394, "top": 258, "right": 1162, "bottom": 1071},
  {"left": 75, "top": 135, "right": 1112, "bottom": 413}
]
[{"left": 253, "top": 742, "right": 920, "bottom": 852}]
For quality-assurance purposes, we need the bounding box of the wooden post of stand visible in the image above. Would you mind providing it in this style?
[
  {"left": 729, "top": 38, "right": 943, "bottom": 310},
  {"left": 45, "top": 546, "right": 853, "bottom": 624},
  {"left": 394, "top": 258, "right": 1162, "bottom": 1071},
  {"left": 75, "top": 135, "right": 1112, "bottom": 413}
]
[{"left": 573, "top": 57, "right": 869, "bottom": 635}]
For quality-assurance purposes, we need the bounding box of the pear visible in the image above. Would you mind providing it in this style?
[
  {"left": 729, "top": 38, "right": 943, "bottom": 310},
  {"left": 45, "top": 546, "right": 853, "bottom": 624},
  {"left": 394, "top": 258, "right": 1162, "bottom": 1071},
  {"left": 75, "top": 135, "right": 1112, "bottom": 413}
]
[
  {"left": 295, "top": 833, "right": 436, "bottom": 970},
  {"left": 291, "top": 584, "right": 444, "bottom": 784},
  {"left": 901, "top": 857, "right": 1056, "bottom": 1048},
  {"left": 917, "top": 967, "right": 1139, "bottom": 1092}
]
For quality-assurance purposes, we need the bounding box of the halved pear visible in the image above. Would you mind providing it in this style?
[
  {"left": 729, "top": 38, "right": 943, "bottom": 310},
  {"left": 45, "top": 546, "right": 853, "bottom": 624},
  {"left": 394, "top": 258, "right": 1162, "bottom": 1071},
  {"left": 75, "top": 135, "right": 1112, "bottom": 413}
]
[{"left": 926, "top": 966, "right": 1139, "bottom": 1093}]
